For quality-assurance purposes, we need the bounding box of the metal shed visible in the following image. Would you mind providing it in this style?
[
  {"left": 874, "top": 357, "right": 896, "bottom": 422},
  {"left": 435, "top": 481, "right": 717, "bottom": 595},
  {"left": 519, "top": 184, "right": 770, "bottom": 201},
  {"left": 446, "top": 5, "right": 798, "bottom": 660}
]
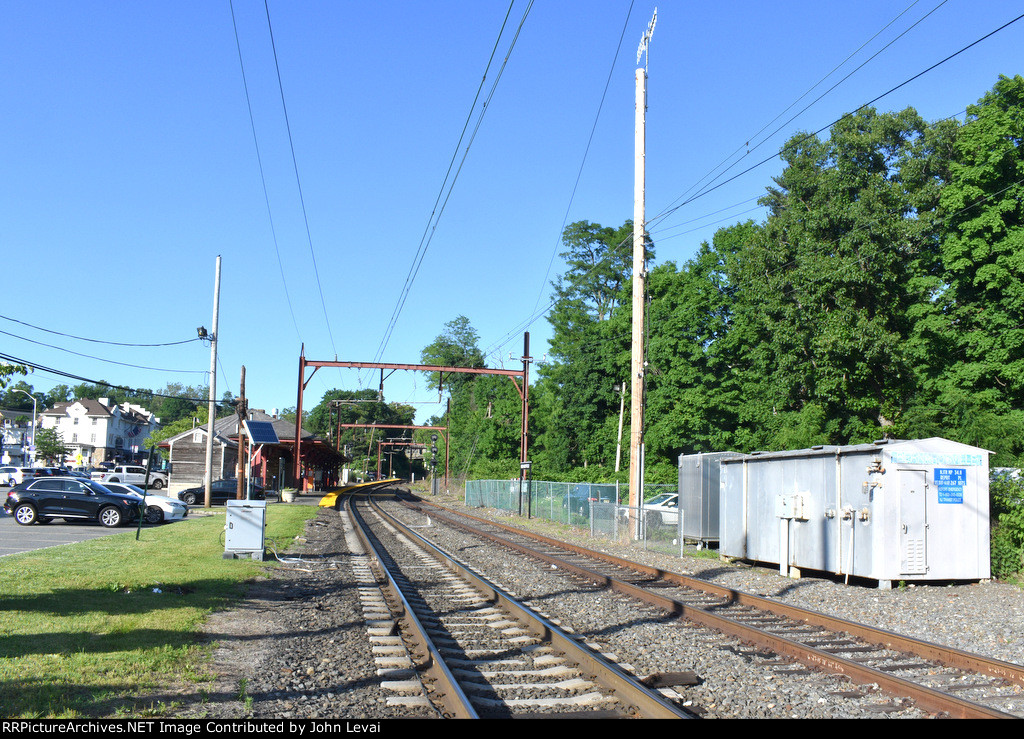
[
  {"left": 677, "top": 452, "right": 738, "bottom": 546},
  {"left": 720, "top": 438, "right": 991, "bottom": 588}
]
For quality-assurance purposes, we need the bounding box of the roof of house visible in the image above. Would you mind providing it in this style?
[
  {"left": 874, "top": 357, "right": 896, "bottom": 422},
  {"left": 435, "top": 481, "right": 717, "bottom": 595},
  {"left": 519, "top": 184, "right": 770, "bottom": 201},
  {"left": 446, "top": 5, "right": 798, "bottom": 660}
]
[
  {"left": 164, "top": 408, "right": 315, "bottom": 447},
  {"left": 41, "top": 399, "right": 114, "bottom": 417}
]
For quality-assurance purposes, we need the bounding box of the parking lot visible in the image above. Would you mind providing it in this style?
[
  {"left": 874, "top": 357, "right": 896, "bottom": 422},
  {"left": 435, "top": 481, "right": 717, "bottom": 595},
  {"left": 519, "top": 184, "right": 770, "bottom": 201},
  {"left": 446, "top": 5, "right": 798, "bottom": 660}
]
[
  {"left": 0, "top": 505, "right": 150, "bottom": 557},
  {"left": 0, "top": 482, "right": 196, "bottom": 557},
  {"left": 1, "top": 484, "right": 313, "bottom": 558}
]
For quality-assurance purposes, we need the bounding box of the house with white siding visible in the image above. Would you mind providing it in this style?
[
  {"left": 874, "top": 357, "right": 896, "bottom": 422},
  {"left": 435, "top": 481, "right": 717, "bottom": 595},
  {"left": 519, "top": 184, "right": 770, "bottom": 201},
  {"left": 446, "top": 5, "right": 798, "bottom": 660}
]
[{"left": 38, "top": 398, "right": 160, "bottom": 466}]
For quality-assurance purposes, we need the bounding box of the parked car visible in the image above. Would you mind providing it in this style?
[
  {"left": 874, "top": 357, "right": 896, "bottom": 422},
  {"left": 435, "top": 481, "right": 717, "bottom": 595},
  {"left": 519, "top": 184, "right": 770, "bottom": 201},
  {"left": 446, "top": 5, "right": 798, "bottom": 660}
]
[
  {"left": 620, "top": 491, "right": 681, "bottom": 528},
  {"left": 0, "top": 467, "right": 38, "bottom": 486},
  {"left": 4, "top": 476, "right": 142, "bottom": 527},
  {"left": 564, "top": 482, "right": 618, "bottom": 515},
  {"left": 176, "top": 478, "right": 265, "bottom": 506},
  {"left": 91, "top": 464, "right": 169, "bottom": 490},
  {"left": 103, "top": 482, "right": 189, "bottom": 524}
]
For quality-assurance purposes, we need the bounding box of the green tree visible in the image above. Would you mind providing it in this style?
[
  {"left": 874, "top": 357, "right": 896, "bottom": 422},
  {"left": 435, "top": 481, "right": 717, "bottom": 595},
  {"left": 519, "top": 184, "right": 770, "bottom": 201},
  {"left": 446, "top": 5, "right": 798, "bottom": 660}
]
[
  {"left": 306, "top": 389, "right": 417, "bottom": 476},
  {"left": 1, "top": 379, "right": 40, "bottom": 410},
  {"left": 35, "top": 427, "right": 69, "bottom": 464},
  {"left": 0, "top": 362, "right": 29, "bottom": 397},
  {"left": 735, "top": 107, "right": 938, "bottom": 447},
  {"left": 44, "top": 385, "right": 71, "bottom": 407},
  {"left": 533, "top": 220, "right": 651, "bottom": 473},
  {"left": 420, "top": 315, "right": 485, "bottom": 395},
  {"left": 924, "top": 75, "right": 1024, "bottom": 464}
]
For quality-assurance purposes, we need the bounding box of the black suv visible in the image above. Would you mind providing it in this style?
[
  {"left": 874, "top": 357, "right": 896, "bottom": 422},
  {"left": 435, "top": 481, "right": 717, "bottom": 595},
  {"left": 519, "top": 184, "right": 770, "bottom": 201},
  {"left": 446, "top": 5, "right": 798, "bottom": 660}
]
[
  {"left": 4, "top": 477, "right": 143, "bottom": 528},
  {"left": 176, "top": 478, "right": 265, "bottom": 506}
]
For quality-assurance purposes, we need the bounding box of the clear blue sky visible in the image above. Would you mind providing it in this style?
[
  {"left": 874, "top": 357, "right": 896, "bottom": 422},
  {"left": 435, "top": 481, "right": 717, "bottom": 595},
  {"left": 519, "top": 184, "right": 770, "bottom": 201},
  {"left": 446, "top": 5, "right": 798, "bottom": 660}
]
[{"left": 2, "top": 1, "right": 1021, "bottom": 424}]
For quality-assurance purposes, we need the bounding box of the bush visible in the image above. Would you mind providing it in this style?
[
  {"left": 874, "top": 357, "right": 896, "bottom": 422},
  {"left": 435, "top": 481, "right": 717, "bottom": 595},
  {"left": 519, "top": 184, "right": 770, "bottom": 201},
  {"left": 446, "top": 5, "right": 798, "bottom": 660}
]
[
  {"left": 990, "top": 474, "right": 1024, "bottom": 578},
  {"left": 991, "top": 524, "right": 1024, "bottom": 579}
]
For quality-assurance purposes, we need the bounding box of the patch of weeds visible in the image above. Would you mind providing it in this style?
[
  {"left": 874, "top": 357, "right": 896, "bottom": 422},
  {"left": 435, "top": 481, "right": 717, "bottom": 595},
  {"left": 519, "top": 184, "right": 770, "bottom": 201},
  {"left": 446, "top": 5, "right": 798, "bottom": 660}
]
[{"left": 237, "top": 678, "right": 253, "bottom": 713}]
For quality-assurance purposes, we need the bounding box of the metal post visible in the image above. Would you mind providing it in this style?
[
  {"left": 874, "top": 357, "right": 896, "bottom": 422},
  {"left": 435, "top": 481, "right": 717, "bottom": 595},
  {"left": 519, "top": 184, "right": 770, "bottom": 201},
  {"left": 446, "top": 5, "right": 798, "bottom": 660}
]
[
  {"left": 294, "top": 348, "right": 305, "bottom": 487},
  {"left": 12, "top": 390, "right": 37, "bottom": 466},
  {"left": 614, "top": 382, "right": 626, "bottom": 473}
]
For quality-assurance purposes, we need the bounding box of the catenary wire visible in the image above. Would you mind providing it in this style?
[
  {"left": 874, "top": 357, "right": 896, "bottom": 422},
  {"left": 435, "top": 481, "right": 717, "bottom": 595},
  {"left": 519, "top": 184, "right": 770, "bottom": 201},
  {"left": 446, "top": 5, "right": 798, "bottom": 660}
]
[
  {"left": 531, "top": 0, "right": 637, "bottom": 318},
  {"left": 371, "top": 0, "right": 534, "bottom": 372},
  {"left": 228, "top": 0, "right": 303, "bottom": 343},
  {"left": 262, "top": 0, "right": 338, "bottom": 358},
  {"left": 647, "top": 9, "right": 1024, "bottom": 231},
  {"left": 486, "top": 10, "right": 1024, "bottom": 362}
]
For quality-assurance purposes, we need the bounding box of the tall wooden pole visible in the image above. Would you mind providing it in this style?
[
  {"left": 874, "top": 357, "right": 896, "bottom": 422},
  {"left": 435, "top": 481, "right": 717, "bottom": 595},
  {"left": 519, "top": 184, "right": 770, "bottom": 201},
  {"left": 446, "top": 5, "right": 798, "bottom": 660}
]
[
  {"left": 235, "top": 366, "right": 246, "bottom": 500},
  {"left": 629, "top": 66, "right": 647, "bottom": 514},
  {"left": 203, "top": 255, "right": 221, "bottom": 509}
]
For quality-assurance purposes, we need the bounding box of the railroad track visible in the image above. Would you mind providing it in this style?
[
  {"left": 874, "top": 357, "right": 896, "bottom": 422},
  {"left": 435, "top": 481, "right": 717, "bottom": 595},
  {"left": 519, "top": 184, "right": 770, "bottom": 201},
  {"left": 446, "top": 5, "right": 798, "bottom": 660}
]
[
  {"left": 401, "top": 494, "right": 1024, "bottom": 719},
  {"left": 345, "top": 493, "right": 693, "bottom": 719}
]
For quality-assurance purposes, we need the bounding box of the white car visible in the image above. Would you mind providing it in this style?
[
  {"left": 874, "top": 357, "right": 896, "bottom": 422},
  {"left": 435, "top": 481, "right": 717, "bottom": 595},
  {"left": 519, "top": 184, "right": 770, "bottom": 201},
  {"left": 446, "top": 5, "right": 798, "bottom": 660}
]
[
  {"left": 91, "top": 465, "right": 169, "bottom": 490},
  {"left": 621, "top": 491, "right": 681, "bottom": 528},
  {"left": 103, "top": 482, "right": 189, "bottom": 524},
  {"left": 0, "top": 466, "right": 36, "bottom": 486}
]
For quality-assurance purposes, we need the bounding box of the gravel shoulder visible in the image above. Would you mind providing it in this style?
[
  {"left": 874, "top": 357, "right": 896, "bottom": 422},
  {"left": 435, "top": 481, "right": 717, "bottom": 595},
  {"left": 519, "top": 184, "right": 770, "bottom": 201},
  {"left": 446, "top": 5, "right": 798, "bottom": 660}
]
[
  {"left": 164, "top": 511, "right": 424, "bottom": 719},
  {"left": 159, "top": 489, "right": 1024, "bottom": 719}
]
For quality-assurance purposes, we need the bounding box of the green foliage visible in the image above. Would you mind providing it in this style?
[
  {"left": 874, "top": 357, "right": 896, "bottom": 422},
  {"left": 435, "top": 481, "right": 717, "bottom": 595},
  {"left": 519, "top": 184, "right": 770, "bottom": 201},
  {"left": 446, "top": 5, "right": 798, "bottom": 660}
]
[
  {"left": 990, "top": 475, "right": 1024, "bottom": 578},
  {"left": 305, "top": 388, "right": 417, "bottom": 476},
  {"left": 0, "top": 362, "right": 29, "bottom": 393},
  {"left": 421, "top": 77, "right": 1024, "bottom": 537},
  {"left": 34, "top": 427, "right": 69, "bottom": 463},
  {"left": 420, "top": 315, "right": 485, "bottom": 393}
]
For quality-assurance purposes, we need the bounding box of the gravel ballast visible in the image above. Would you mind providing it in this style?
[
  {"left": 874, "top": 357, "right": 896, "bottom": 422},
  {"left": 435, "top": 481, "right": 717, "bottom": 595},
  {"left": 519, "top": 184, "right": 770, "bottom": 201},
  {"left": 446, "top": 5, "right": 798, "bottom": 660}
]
[{"left": 166, "top": 492, "right": 1024, "bottom": 719}]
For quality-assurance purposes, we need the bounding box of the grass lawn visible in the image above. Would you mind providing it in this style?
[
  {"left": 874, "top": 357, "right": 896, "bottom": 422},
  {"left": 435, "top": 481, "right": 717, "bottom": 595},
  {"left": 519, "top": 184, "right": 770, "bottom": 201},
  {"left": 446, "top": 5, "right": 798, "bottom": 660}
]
[{"left": 0, "top": 504, "right": 320, "bottom": 718}]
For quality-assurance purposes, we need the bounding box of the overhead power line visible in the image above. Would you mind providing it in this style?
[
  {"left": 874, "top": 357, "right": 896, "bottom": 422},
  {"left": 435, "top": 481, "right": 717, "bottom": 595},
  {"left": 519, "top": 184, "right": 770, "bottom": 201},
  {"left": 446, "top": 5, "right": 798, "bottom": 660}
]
[
  {"left": 486, "top": 10, "right": 1024, "bottom": 363},
  {"left": 263, "top": 0, "right": 338, "bottom": 357},
  {"left": 372, "top": 0, "right": 534, "bottom": 369},
  {"left": 0, "top": 313, "right": 202, "bottom": 348},
  {"left": 648, "top": 9, "right": 1024, "bottom": 229},
  {"left": 228, "top": 0, "right": 302, "bottom": 343},
  {"left": 0, "top": 350, "right": 217, "bottom": 405},
  {"left": 0, "top": 328, "right": 207, "bottom": 375}
]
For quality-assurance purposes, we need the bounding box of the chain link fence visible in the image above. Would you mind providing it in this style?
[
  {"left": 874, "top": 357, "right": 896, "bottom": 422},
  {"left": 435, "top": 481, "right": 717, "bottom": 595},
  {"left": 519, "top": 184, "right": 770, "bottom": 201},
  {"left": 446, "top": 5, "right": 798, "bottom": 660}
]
[{"left": 464, "top": 479, "right": 686, "bottom": 558}]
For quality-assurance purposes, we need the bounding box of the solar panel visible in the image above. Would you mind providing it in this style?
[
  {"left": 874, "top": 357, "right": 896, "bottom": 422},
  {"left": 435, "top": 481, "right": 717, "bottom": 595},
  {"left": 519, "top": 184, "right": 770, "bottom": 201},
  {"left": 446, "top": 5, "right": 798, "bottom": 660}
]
[{"left": 244, "top": 420, "right": 280, "bottom": 445}]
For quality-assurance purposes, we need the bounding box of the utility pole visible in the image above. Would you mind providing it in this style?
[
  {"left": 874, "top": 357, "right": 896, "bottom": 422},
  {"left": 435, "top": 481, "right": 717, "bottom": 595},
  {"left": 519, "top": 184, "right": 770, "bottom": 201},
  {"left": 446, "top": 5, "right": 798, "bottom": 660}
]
[
  {"left": 235, "top": 366, "right": 247, "bottom": 500},
  {"left": 203, "top": 255, "right": 221, "bottom": 509},
  {"left": 630, "top": 10, "right": 655, "bottom": 519}
]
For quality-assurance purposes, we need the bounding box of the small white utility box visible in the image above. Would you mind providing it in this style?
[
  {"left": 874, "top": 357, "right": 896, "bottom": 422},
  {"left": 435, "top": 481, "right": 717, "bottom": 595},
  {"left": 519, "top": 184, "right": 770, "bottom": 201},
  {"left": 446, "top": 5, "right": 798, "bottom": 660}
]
[{"left": 224, "top": 499, "right": 267, "bottom": 560}]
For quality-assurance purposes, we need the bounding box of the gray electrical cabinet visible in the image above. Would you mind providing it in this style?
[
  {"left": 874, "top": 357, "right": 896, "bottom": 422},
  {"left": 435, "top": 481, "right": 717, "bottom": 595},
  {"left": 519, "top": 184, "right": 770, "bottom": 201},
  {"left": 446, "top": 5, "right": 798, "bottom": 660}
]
[
  {"left": 720, "top": 438, "right": 991, "bottom": 588},
  {"left": 224, "top": 499, "right": 267, "bottom": 560},
  {"left": 678, "top": 452, "right": 738, "bottom": 546}
]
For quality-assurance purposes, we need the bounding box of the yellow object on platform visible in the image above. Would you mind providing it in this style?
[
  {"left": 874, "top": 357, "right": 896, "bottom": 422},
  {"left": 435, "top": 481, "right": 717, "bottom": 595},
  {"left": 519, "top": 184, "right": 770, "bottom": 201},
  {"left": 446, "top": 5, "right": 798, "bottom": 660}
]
[{"left": 317, "top": 479, "right": 401, "bottom": 508}]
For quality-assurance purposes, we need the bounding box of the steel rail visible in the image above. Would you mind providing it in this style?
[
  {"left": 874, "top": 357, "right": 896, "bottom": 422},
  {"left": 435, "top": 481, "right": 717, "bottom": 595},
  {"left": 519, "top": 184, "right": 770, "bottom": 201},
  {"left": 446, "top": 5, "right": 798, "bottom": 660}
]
[
  {"left": 345, "top": 495, "right": 478, "bottom": 718},
  {"left": 412, "top": 498, "right": 1022, "bottom": 719},
  {"left": 367, "top": 496, "right": 693, "bottom": 719}
]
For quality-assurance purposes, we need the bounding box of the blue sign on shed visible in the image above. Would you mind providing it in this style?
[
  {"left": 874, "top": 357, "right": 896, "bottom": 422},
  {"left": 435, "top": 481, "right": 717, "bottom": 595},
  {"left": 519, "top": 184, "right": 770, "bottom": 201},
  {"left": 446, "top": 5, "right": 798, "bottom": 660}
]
[{"left": 935, "top": 467, "right": 966, "bottom": 504}]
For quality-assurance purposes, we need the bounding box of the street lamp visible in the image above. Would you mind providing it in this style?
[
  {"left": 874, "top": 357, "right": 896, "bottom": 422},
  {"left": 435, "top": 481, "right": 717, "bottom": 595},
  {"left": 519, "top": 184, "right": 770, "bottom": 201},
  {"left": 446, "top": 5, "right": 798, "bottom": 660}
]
[{"left": 12, "top": 389, "right": 37, "bottom": 465}]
